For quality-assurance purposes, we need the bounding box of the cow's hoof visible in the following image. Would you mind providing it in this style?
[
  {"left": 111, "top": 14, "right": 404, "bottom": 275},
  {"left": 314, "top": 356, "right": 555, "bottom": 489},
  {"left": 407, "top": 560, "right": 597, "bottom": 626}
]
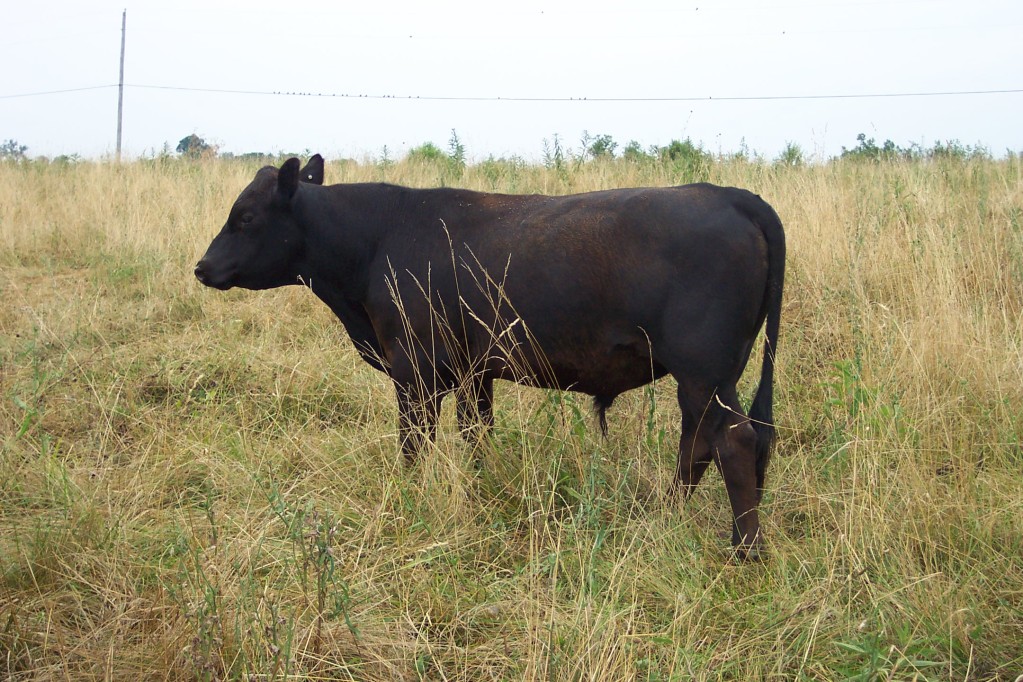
[{"left": 731, "top": 543, "right": 767, "bottom": 563}]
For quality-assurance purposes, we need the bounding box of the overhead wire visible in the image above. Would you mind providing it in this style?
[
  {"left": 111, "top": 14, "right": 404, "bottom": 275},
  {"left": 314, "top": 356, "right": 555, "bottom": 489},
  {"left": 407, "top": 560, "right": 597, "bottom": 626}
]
[{"left": 3, "top": 83, "right": 1021, "bottom": 101}]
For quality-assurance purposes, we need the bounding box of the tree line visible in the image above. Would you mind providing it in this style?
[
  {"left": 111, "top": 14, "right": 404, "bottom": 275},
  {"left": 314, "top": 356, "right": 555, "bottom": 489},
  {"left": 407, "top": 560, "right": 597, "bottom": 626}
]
[{"left": 1, "top": 131, "right": 1001, "bottom": 165}]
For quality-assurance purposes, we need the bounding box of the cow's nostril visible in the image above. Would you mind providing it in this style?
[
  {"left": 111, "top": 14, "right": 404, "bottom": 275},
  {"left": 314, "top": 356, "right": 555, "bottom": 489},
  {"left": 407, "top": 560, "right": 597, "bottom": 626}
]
[{"left": 194, "top": 261, "right": 207, "bottom": 282}]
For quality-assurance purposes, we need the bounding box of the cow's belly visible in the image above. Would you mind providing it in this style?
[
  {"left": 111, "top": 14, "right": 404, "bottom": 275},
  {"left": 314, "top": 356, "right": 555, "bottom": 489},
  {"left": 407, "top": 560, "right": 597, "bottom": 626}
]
[{"left": 490, "top": 338, "right": 669, "bottom": 398}]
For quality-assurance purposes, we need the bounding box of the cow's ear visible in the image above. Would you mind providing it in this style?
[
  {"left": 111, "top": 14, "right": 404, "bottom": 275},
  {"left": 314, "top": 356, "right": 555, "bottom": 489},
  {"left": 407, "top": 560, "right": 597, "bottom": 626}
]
[
  {"left": 276, "top": 157, "right": 301, "bottom": 204},
  {"left": 299, "top": 154, "right": 324, "bottom": 185}
]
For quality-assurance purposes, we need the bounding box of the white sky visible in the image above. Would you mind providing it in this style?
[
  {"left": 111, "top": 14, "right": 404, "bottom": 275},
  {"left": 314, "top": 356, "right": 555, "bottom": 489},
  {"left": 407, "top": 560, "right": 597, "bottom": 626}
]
[{"left": 3, "top": 0, "right": 1021, "bottom": 161}]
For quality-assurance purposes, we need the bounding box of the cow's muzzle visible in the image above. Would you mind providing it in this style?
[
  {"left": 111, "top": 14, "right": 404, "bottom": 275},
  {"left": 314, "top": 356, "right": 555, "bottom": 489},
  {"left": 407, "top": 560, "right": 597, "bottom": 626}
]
[
  {"left": 194, "top": 260, "right": 211, "bottom": 285},
  {"left": 194, "top": 259, "right": 230, "bottom": 289}
]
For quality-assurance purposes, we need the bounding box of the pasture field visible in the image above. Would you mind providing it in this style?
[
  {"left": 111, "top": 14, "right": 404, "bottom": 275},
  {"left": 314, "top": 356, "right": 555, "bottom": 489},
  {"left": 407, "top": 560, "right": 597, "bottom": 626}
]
[{"left": 1, "top": 152, "right": 1022, "bottom": 680}]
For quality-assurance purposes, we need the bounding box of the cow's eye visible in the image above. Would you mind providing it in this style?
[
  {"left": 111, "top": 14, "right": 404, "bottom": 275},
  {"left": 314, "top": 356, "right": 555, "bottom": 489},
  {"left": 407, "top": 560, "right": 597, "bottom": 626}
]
[{"left": 240, "top": 213, "right": 255, "bottom": 225}]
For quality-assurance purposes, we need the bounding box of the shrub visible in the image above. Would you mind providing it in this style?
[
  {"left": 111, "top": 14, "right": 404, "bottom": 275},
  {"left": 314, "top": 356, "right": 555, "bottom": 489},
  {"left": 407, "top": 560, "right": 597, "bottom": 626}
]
[{"left": 1, "top": 138, "right": 28, "bottom": 161}]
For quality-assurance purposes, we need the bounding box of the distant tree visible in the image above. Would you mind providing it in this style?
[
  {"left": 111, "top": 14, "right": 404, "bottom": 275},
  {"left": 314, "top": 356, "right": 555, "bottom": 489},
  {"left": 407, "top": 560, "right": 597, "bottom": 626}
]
[
  {"left": 658, "top": 138, "right": 709, "bottom": 164},
  {"left": 928, "top": 139, "right": 990, "bottom": 161},
  {"left": 238, "top": 152, "right": 274, "bottom": 162},
  {"left": 840, "top": 133, "right": 901, "bottom": 162},
  {"left": 477, "top": 154, "right": 527, "bottom": 187},
  {"left": 776, "top": 141, "right": 804, "bottom": 167},
  {"left": 1, "top": 139, "right": 28, "bottom": 161},
  {"left": 448, "top": 129, "right": 466, "bottom": 167},
  {"left": 840, "top": 133, "right": 990, "bottom": 163},
  {"left": 656, "top": 138, "right": 712, "bottom": 181},
  {"left": 406, "top": 142, "right": 446, "bottom": 163},
  {"left": 584, "top": 132, "right": 617, "bottom": 159},
  {"left": 622, "top": 140, "right": 653, "bottom": 162},
  {"left": 176, "top": 134, "right": 215, "bottom": 159},
  {"left": 219, "top": 151, "right": 275, "bottom": 163}
]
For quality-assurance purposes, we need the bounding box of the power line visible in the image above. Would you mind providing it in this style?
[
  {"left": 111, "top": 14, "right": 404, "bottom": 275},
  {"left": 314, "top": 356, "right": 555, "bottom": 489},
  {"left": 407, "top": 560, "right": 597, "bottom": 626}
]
[
  {"left": 92, "top": 84, "right": 1023, "bottom": 102},
  {"left": 0, "top": 84, "right": 116, "bottom": 99},
  {"left": 3, "top": 82, "right": 1022, "bottom": 102}
]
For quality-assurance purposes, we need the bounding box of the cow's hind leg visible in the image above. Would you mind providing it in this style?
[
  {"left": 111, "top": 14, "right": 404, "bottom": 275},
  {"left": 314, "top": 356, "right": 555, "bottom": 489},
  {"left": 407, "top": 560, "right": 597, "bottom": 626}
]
[
  {"left": 673, "top": 383, "right": 764, "bottom": 560},
  {"left": 669, "top": 384, "right": 715, "bottom": 499},
  {"left": 710, "top": 387, "right": 764, "bottom": 560}
]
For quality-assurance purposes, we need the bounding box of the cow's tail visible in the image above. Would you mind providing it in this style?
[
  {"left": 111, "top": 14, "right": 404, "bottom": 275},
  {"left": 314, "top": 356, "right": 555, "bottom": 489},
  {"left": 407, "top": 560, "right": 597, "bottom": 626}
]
[
  {"left": 741, "top": 194, "right": 785, "bottom": 501},
  {"left": 593, "top": 394, "right": 614, "bottom": 438}
]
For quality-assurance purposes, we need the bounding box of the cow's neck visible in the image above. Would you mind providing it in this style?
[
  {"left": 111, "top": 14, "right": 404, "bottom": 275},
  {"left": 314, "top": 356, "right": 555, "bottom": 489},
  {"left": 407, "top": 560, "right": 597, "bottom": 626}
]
[{"left": 291, "top": 183, "right": 400, "bottom": 303}]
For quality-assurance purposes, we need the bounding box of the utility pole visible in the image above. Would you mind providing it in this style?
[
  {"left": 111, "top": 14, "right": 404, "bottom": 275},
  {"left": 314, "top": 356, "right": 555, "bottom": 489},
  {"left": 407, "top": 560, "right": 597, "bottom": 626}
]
[{"left": 116, "top": 9, "right": 126, "bottom": 161}]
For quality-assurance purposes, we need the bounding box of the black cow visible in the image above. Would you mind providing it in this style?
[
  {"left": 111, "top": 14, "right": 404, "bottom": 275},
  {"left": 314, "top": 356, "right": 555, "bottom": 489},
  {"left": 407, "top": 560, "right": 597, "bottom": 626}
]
[{"left": 195, "top": 155, "right": 785, "bottom": 557}]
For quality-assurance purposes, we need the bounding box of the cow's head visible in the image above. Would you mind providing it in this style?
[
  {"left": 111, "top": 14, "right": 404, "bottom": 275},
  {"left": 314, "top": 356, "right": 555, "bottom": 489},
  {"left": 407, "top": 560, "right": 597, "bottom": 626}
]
[{"left": 194, "top": 154, "right": 324, "bottom": 290}]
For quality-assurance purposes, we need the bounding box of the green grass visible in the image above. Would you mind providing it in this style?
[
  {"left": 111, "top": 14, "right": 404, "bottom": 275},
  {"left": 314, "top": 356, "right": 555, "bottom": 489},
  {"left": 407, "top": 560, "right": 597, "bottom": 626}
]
[{"left": 1, "top": 153, "right": 1022, "bottom": 680}]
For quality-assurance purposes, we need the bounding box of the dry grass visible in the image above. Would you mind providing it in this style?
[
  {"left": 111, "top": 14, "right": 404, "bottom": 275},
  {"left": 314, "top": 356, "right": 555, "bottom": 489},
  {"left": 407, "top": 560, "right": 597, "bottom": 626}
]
[{"left": 1, "top": 154, "right": 1022, "bottom": 680}]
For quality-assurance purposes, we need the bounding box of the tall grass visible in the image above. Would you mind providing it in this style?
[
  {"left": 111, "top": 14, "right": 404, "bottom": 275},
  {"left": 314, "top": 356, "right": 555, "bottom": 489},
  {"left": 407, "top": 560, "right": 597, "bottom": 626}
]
[{"left": 1, "top": 153, "right": 1021, "bottom": 680}]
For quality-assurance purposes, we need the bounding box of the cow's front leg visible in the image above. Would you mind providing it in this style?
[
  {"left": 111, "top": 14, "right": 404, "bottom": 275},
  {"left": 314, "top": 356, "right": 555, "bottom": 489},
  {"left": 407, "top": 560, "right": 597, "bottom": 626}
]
[
  {"left": 456, "top": 374, "right": 494, "bottom": 444},
  {"left": 395, "top": 383, "right": 443, "bottom": 466}
]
